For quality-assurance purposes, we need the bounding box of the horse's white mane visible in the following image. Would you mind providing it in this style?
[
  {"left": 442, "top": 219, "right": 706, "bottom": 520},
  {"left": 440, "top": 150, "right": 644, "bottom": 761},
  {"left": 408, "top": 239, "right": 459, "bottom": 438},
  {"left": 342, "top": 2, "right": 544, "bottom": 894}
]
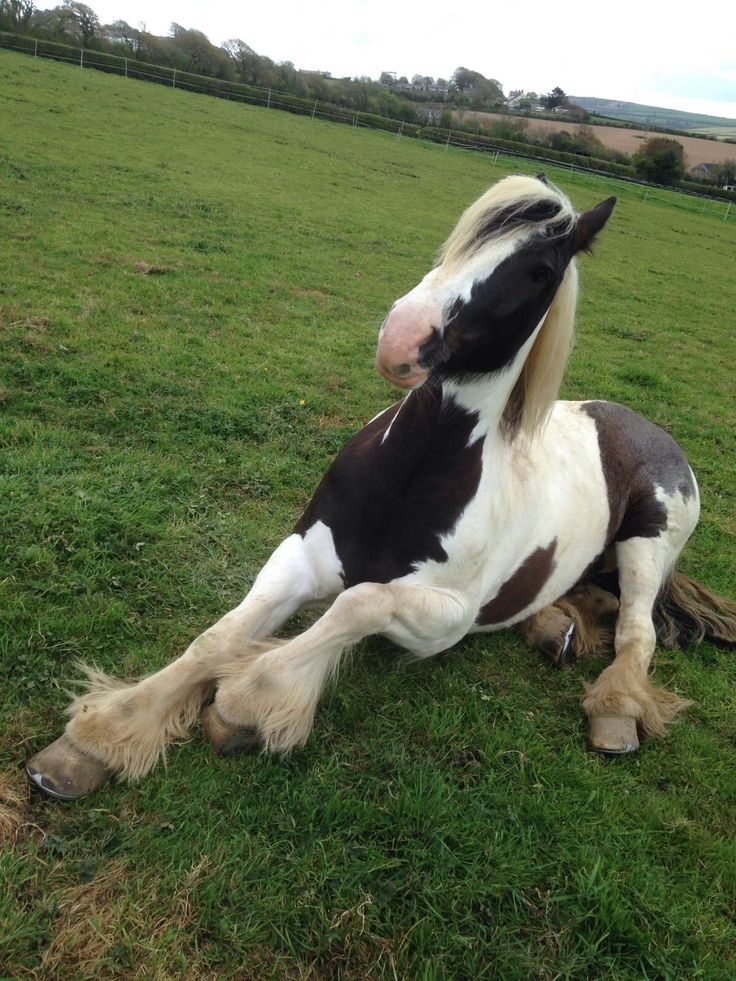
[
  {"left": 439, "top": 175, "right": 581, "bottom": 440},
  {"left": 437, "top": 174, "right": 577, "bottom": 268}
]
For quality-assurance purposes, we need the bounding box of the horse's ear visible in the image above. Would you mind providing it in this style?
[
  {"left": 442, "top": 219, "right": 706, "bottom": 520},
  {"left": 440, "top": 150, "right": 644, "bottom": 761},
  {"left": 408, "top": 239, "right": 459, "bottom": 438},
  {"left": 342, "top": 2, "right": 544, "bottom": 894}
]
[
  {"left": 573, "top": 196, "right": 616, "bottom": 254},
  {"left": 536, "top": 172, "right": 548, "bottom": 184}
]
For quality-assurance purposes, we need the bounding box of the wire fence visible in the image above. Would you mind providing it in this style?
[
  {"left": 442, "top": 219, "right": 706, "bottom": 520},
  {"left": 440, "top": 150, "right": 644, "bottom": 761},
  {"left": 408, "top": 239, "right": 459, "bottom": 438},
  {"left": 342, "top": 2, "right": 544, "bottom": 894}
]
[{"left": 1, "top": 29, "right": 733, "bottom": 225}]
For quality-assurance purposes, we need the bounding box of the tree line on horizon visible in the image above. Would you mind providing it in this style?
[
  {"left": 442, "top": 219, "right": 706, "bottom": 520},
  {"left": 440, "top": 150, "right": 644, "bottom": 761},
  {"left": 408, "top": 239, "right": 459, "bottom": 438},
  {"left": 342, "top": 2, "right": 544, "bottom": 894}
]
[{"left": 2, "top": 0, "right": 735, "bottom": 189}]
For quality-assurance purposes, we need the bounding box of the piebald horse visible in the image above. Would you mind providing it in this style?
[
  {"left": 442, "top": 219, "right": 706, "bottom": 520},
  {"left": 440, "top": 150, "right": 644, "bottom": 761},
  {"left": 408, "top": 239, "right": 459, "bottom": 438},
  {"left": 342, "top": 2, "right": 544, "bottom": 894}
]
[{"left": 27, "top": 174, "right": 736, "bottom": 799}]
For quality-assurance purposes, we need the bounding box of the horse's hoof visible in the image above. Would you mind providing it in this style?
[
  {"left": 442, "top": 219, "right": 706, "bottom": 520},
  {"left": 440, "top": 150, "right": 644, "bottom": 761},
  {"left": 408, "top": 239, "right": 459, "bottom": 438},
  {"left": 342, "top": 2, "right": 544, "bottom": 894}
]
[
  {"left": 26, "top": 735, "right": 111, "bottom": 800},
  {"left": 588, "top": 716, "right": 639, "bottom": 755},
  {"left": 556, "top": 620, "right": 576, "bottom": 667},
  {"left": 200, "top": 704, "right": 261, "bottom": 756},
  {"left": 539, "top": 617, "right": 576, "bottom": 668}
]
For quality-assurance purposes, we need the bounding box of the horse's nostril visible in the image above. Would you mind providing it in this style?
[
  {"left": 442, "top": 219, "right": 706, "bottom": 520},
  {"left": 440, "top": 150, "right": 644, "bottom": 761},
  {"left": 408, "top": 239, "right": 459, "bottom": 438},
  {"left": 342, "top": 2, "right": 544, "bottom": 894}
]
[{"left": 396, "top": 363, "right": 412, "bottom": 377}]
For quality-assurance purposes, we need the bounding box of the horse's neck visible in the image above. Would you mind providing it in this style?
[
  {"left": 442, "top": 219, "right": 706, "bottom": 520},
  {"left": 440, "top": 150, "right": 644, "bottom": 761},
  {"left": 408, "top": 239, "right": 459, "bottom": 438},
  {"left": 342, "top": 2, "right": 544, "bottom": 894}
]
[{"left": 440, "top": 375, "right": 516, "bottom": 448}]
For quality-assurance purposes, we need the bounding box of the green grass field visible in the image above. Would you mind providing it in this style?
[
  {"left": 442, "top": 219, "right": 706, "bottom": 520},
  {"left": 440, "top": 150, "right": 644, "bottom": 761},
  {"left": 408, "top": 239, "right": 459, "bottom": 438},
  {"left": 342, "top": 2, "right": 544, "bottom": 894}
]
[
  {"left": 690, "top": 127, "right": 736, "bottom": 142},
  {"left": 2, "top": 50, "right": 735, "bottom": 979}
]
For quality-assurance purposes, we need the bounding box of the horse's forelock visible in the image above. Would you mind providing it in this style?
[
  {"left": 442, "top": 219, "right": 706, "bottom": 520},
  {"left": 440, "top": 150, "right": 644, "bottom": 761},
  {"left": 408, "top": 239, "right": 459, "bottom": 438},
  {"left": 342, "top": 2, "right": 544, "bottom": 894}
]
[{"left": 437, "top": 176, "right": 576, "bottom": 269}]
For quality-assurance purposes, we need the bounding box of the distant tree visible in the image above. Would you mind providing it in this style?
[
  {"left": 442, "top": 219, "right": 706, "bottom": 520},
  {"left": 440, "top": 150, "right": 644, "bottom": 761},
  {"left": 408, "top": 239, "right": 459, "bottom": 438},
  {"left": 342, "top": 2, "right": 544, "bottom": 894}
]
[
  {"left": 715, "top": 159, "right": 736, "bottom": 185},
  {"left": 544, "top": 86, "right": 567, "bottom": 109},
  {"left": 490, "top": 117, "right": 528, "bottom": 141},
  {"left": 168, "top": 24, "right": 234, "bottom": 78},
  {"left": 571, "top": 125, "right": 605, "bottom": 155},
  {"left": 547, "top": 130, "right": 575, "bottom": 152},
  {"left": 276, "top": 60, "right": 303, "bottom": 93},
  {"left": 450, "top": 66, "right": 475, "bottom": 92},
  {"left": 222, "top": 38, "right": 277, "bottom": 87},
  {"left": 0, "top": 0, "right": 35, "bottom": 31},
  {"left": 439, "top": 108, "right": 452, "bottom": 129},
  {"left": 370, "top": 89, "right": 416, "bottom": 122},
  {"left": 378, "top": 71, "right": 395, "bottom": 86},
  {"left": 546, "top": 125, "right": 606, "bottom": 158},
  {"left": 411, "top": 73, "right": 423, "bottom": 86},
  {"left": 449, "top": 67, "right": 503, "bottom": 105},
  {"left": 634, "top": 138, "right": 685, "bottom": 185},
  {"left": 102, "top": 19, "right": 142, "bottom": 54},
  {"left": 63, "top": 1, "right": 100, "bottom": 46},
  {"left": 30, "top": 4, "right": 79, "bottom": 41}
]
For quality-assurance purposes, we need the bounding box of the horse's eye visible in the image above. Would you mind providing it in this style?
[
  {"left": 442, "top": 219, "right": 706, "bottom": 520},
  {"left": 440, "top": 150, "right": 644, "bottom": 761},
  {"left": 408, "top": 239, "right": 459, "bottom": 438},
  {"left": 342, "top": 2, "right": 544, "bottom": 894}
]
[{"left": 530, "top": 265, "right": 552, "bottom": 283}]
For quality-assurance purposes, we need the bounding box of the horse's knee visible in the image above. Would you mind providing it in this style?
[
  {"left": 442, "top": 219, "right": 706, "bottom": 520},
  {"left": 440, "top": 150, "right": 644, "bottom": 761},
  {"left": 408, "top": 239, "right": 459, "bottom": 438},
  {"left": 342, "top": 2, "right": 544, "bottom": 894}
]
[{"left": 329, "top": 582, "right": 395, "bottom": 631}]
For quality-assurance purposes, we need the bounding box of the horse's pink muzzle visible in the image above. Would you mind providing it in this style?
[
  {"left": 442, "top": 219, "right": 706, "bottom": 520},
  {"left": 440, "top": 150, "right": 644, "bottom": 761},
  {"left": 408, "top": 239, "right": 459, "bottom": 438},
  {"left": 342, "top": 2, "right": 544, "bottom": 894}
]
[{"left": 376, "top": 301, "right": 434, "bottom": 389}]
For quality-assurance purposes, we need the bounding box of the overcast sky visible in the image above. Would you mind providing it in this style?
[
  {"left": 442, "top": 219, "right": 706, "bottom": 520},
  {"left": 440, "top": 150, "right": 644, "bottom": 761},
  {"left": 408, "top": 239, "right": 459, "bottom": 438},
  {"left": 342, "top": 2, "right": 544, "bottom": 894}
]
[{"left": 87, "top": 0, "right": 736, "bottom": 119}]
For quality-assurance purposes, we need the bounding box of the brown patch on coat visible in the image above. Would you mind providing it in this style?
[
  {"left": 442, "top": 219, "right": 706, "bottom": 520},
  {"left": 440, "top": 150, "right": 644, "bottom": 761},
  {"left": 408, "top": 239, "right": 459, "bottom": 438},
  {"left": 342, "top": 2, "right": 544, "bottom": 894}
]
[
  {"left": 477, "top": 539, "right": 557, "bottom": 625},
  {"left": 582, "top": 401, "right": 695, "bottom": 543},
  {"left": 295, "top": 384, "right": 484, "bottom": 586}
]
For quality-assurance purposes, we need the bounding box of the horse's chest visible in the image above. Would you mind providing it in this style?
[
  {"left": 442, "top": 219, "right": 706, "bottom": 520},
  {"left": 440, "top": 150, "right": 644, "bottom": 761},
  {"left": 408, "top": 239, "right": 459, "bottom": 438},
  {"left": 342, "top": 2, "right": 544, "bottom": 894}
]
[{"left": 407, "top": 414, "right": 612, "bottom": 625}]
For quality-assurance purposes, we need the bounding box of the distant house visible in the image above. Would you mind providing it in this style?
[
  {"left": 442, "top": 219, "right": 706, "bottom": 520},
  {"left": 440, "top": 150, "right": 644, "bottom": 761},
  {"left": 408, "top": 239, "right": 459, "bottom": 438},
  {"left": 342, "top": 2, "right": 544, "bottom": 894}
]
[
  {"left": 691, "top": 162, "right": 718, "bottom": 183},
  {"left": 690, "top": 162, "right": 735, "bottom": 190}
]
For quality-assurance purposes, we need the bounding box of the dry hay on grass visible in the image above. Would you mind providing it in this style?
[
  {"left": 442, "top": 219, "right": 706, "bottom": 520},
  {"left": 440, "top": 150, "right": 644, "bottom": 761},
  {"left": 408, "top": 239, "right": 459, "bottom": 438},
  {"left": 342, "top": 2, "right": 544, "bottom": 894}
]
[
  {"left": 37, "top": 856, "right": 217, "bottom": 981},
  {"left": 0, "top": 766, "right": 31, "bottom": 843}
]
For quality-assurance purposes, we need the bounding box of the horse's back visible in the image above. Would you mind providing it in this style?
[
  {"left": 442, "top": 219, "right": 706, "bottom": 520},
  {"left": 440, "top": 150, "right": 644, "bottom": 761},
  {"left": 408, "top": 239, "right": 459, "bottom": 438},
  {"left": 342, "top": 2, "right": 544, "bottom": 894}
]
[{"left": 573, "top": 400, "right": 698, "bottom": 546}]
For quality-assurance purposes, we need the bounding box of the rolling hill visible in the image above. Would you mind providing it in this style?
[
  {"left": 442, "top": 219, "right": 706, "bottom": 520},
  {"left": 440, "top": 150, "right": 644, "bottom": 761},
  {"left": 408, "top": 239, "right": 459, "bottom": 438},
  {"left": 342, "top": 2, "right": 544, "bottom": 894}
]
[{"left": 572, "top": 96, "right": 736, "bottom": 136}]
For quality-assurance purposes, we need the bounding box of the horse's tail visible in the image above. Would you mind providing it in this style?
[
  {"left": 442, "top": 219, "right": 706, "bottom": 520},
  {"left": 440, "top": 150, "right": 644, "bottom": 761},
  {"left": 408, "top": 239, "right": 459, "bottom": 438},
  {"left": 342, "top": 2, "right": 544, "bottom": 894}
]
[{"left": 654, "top": 572, "right": 736, "bottom": 649}]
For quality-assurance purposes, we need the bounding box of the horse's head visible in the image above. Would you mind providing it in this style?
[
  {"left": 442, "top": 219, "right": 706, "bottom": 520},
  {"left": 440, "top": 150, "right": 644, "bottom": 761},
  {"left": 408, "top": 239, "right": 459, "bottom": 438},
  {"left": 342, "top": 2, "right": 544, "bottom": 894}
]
[{"left": 376, "top": 175, "right": 615, "bottom": 393}]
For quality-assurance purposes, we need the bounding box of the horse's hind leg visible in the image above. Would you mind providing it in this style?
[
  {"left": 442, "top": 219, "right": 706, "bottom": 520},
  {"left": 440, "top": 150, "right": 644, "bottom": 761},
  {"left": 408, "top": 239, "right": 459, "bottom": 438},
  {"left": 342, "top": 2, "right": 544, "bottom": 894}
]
[
  {"left": 521, "top": 583, "right": 619, "bottom": 667},
  {"left": 27, "top": 532, "right": 340, "bottom": 798},
  {"left": 582, "top": 535, "right": 692, "bottom": 754}
]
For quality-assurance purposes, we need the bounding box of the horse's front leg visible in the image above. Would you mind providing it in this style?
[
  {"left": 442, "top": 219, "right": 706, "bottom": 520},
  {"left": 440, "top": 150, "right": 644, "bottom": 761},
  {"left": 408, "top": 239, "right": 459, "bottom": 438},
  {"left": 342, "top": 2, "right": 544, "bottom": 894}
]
[
  {"left": 582, "top": 537, "right": 691, "bottom": 754},
  {"left": 27, "top": 532, "right": 341, "bottom": 798},
  {"left": 202, "top": 581, "right": 469, "bottom": 756}
]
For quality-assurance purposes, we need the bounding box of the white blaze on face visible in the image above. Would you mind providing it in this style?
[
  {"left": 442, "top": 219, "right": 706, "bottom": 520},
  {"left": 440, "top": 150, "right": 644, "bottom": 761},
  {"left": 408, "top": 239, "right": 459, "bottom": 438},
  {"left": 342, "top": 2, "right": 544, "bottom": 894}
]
[{"left": 376, "top": 232, "right": 530, "bottom": 390}]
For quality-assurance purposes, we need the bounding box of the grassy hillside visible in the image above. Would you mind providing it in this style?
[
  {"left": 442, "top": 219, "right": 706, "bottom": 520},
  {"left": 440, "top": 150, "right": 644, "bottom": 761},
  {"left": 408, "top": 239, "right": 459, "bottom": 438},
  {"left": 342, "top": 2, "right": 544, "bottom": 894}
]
[
  {"left": 572, "top": 95, "right": 736, "bottom": 134},
  {"left": 2, "top": 49, "right": 735, "bottom": 979}
]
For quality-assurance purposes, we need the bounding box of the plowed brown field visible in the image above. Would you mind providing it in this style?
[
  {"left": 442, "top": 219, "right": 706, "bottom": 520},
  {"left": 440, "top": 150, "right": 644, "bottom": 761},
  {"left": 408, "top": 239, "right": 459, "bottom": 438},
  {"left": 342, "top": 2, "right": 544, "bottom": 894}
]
[{"left": 456, "top": 111, "right": 736, "bottom": 168}]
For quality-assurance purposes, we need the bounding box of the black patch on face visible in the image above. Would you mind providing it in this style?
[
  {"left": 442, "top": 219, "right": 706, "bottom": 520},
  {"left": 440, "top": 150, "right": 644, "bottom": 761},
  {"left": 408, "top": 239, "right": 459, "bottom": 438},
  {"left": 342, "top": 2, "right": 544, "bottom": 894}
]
[
  {"left": 420, "top": 235, "right": 570, "bottom": 380},
  {"left": 294, "top": 383, "right": 484, "bottom": 586},
  {"left": 476, "top": 539, "right": 557, "bottom": 625},
  {"left": 582, "top": 401, "right": 695, "bottom": 543}
]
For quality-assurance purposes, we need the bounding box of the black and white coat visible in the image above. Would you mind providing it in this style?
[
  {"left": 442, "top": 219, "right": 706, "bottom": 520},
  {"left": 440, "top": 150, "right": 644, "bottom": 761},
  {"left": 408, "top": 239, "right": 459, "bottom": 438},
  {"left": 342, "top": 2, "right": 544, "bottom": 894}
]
[{"left": 27, "top": 176, "right": 705, "bottom": 798}]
